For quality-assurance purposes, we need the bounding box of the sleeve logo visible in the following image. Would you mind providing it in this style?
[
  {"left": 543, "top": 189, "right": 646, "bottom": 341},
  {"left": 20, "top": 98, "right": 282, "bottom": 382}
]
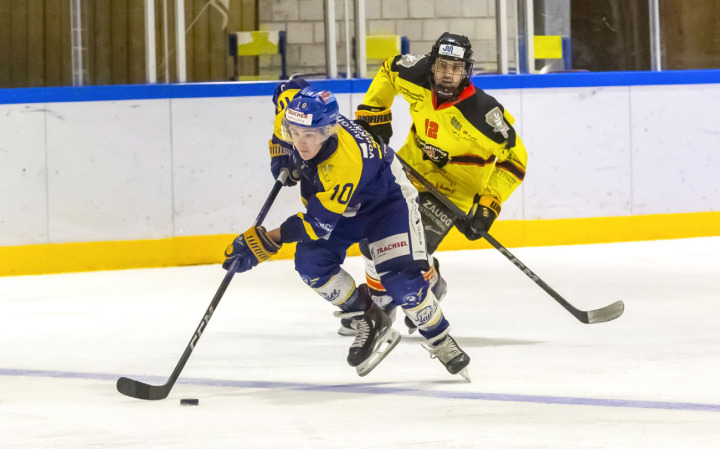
[
  {"left": 397, "top": 54, "right": 421, "bottom": 68},
  {"left": 485, "top": 107, "right": 510, "bottom": 139}
]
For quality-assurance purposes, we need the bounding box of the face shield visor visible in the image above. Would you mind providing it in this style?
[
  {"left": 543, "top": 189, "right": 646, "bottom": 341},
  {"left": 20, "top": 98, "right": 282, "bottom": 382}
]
[{"left": 281, "top": 111, "right": 339, "bottom": 160}]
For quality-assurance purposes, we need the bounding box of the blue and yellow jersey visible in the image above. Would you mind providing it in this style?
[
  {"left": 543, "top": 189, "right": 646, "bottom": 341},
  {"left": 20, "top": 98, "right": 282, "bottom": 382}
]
[
  {"left": 362, "top": 54, "right": 528, "bottom": 213},
  {"left": 277, "top": 114, "right": 396, "bottom": 243}
]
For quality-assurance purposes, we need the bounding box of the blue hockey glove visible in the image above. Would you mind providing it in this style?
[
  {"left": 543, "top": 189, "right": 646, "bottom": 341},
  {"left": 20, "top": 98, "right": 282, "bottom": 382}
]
[
  {"left": 223, "top": 226, "right": 282, "bottom": 272},
  {"left": 456, "top": 194, "right": 501, "bottom": 241},
  {"left": 269, "top": 137, "right": 301, "bottom": 186}
]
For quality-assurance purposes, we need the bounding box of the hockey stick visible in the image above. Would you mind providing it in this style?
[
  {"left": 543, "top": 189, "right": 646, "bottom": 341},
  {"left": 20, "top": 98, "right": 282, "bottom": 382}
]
[
  {"left": 117, "top": 171, "right": 288, "bottom": 400},
  {"left": 395, "top": 155, "right": 624, "bottom": 324}
]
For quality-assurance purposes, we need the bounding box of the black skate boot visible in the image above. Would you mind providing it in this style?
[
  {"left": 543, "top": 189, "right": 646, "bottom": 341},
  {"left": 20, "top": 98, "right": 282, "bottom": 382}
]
[
  {"left": 339, "top": 301, "right": 401, "bottom": 376},
  {"left": 337, "top": 283, "right": 396, "bottom": 336},
  {"left": 405, "top": 258, "right": 447, "bottom": 334},
  {"left": 423, "top": 335, "right": 470, "bottom": 381}
]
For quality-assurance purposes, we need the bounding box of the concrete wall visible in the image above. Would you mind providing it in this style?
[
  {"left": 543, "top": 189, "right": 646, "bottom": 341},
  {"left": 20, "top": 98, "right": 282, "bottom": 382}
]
[
  {"left": 1, "top": 71, "right": 720, "bottom": 250},
  {"left": 257, "top": 0, "right": 515, "bottom": 77}
]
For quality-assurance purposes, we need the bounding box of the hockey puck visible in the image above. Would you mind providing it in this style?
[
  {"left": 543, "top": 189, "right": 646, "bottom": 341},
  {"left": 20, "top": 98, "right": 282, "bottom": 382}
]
[{"left": 180, "top": 398, "right": 199, "bottom": 406}]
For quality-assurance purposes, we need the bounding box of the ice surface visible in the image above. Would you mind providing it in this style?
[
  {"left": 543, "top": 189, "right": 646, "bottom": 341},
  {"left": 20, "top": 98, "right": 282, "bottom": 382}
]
[{"left": 1, "top": 237, "right": 719, "bottom": 448}]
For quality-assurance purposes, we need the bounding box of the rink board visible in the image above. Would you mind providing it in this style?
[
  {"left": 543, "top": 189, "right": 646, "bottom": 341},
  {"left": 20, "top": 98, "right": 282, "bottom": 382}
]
[{"left": 1, "top": 71, "right": 719, "bottom": 275}]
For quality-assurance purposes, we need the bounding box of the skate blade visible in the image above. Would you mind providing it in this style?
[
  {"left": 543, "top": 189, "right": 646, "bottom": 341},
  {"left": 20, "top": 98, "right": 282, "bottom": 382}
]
[
  {"left": 356, "top": 328, "right": 401, "bottom": 377},
  {"left": 457, "top": 368, "right": 471, "bottom": 382}
]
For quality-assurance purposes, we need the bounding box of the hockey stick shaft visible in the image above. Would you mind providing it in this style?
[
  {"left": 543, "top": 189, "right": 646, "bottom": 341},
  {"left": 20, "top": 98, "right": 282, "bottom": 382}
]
[
  {"left": 394, "top": 155, "right": 623, "bottom": 324},
  {"left": 117, "top": 172, "right": 288, "bottom": 400}
]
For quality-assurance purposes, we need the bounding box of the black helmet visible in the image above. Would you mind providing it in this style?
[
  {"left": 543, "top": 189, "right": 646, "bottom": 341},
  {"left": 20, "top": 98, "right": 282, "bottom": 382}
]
[
  {"left": 428, "top": 32, "right": 474, "bottom": 101},
  {"left": 429, "top": 32, "right": 474, "bottom": 74}
]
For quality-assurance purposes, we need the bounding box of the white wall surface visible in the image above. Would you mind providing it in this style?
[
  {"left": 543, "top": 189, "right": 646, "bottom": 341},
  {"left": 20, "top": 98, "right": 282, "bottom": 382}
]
[
  {"left": 45, "top": 100, "right": 173, "bottom": 243},
  {"left": 1, "top": 82, "right": 718, "bottom": 247},
  {"left": 0, "top": 104, "right": 47, "bottom": 246}
]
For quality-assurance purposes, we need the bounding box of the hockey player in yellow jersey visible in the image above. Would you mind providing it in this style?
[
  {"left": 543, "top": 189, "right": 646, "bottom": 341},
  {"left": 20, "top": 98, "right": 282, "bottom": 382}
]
[{"left": 345, "top": 32, "right": 528, "bottom": 335}]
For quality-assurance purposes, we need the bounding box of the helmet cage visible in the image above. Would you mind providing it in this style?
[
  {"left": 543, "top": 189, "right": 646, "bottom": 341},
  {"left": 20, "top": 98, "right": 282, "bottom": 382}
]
[{"left": 429, "top": 33, "right": 474, "bottom": 97}]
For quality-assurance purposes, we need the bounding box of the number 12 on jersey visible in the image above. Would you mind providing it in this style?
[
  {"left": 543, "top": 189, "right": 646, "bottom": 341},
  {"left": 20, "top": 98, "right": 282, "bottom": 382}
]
[{"left": 424, "top": 119, "right": 438, "bottom": 139}]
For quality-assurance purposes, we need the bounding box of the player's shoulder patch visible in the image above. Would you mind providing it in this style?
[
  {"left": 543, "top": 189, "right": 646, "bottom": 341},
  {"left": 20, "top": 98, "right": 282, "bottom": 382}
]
[
  {"left": 396, "top": 54, "right": 422, "bottom": 68},
  {"left": 454, "top": 88, "right": 515, "bottom": 145},
  {"left": 390, "top": 55, "right": 432, "bottom": 89}
]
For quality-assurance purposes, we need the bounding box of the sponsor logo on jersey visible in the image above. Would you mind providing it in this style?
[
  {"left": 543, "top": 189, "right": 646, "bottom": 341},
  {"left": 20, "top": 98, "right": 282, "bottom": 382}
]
[
  {"left": 439, "top": 44, "right": 465, "bottom": 58},
  {"left": 370, "top": 233, "right": 411, "bottom": 264},
  {"left": 403, "top": 286, "right": 427, "bottom": 308},
  {"left": 415, "top": 305, "right": 433, "bottom": 324},
  {"left": 424, "top": 224, "right": 444, "bottom": 235},
  {"left": 314, "top": 219, "right": 334, "bottom": 233},
  {"left": 320, "top": 163, "right": 333, "bottom": 183},
  {"left": 397, "top": 54, "right": 421, "bottom": 68},
  {"left": 321, "top": 288, "right": 341, "bottom": 302},
  {"left": 286, "top": 108, "right": 313, "bottom": 125},
  {"left": 451, "top": 117, "right": 462, "bottom": 131},
  {"left": 485, "top": 106, "right": 510, "bottom": 139},
  {"left": 421, "top": 199, "right": 453, "bottom": 228},
  {"left": 301, "top": 276, "right": 319, "bottom": 287},
  {"left": 398, "top": 87, "right": 424, "bottom": 103},
  {"left": 416, "top": 136, "right": 449, "bottom": 166}
]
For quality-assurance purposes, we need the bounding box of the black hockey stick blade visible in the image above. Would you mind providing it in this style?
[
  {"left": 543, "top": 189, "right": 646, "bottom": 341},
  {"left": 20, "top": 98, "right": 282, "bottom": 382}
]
[{"left": 116, "top": 377, "right": 171, "bottom": 400}]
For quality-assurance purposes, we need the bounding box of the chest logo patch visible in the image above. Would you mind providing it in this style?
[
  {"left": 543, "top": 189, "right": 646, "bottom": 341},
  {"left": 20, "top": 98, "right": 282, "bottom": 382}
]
[{"left": 485, "top": 107, "right": 510, "bottom": 139}]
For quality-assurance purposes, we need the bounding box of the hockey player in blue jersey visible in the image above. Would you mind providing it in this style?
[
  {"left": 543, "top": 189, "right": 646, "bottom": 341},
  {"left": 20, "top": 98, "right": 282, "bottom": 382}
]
[{"left": 223, "top": 83, "right": 470, "bottom": 378}]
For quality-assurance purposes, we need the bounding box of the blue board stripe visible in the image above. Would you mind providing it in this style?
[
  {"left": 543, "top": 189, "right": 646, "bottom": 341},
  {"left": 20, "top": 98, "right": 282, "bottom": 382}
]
[
  {"left": 3, "top": 367, "right": 719, "bottom": 413},
  {"left": 1, "top": 70, "right": 719, "bottom": 105}
]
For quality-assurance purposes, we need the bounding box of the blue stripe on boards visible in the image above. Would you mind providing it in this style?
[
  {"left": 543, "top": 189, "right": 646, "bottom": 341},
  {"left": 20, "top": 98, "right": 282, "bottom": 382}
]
[
  {"left": 1, "top": 70, "right": 719, "bottom": 105},
  {"left": 3, "top": 367, "right": 719, "bottom": 413}
]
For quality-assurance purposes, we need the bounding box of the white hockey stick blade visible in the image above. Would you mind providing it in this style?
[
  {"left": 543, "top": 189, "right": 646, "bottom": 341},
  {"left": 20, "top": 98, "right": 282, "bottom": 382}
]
[
  {"left": 356, "top": 328, "right": 401, "bottom": 377},
  {"left": 585, "top": 300, "right": 625, "bottom": 324}
]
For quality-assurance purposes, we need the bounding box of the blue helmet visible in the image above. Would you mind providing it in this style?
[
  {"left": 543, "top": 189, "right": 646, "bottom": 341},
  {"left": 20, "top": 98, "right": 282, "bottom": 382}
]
[
  {"left": 284, "top": 87, "right": 339, "bottom": 127},
  {"left": 282, "top": 87, "right": 340, "bottom": 144}
]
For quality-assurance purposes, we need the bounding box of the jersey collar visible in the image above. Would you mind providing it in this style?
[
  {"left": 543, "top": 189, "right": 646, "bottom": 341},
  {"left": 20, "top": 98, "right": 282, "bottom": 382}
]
[{"left": 432, "top": 83, "right": 476, "bottom": 110}]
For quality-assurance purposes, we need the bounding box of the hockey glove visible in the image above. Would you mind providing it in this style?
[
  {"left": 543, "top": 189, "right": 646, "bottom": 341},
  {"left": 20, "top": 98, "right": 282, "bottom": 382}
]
[
  {"left": 355, "top": 104, "right": 393, "bottom": 144},
  {"left": 223, "top": 226, "right": 282, "bottom": 272},
  {"left": 456, "top": 194, "right": 501, "bottom": 241},
  {"left": 269, "top": 137, "right": 301, "bottom": 186}
]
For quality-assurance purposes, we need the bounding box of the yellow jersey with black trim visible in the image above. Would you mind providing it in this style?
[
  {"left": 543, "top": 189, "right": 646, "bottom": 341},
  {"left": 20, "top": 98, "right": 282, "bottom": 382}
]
[
  {"left": 278, "top": 115, "right": 398, "bottom": 243},
  {"left": 362, "top": 54, "right": 528, "bottom": 212}
]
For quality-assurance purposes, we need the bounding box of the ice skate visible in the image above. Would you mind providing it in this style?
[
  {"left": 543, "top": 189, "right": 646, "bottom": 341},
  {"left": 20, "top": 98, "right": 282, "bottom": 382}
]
[
  {"left": 337, "top": 317, "right": 355, "bottom": 336},
  {"left": 337, "top": 302, "right": 400, "bottom": 376},
  {"left": 423, "top": 335, "right": 470, "bottom": 381},
  {"left": 337, "top": 284, "right": 396, "bottom": 336}
]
